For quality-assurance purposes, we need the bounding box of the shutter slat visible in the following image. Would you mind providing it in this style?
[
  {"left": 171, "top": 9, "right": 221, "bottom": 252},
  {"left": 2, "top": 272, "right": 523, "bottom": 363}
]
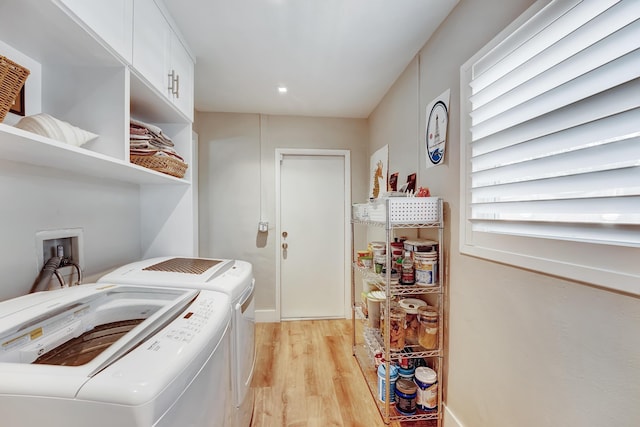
[
  {"left": 472, "top": 109, "right": 640, "bottom": 166},
  {"left": 471, "top": 136, "right": 640, "bottom": 185},
  {"left": 469, "top": 221, "right": 640, "bottom": 246},
  {"left": 471, "top": 167, "right": 640, "bottom": 203},
  {"left": 470, "top": 196, "right": 640, "bottom": 224}
]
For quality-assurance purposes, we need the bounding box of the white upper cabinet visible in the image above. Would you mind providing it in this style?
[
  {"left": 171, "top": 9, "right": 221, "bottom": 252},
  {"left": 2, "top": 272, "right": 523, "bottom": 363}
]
[
  {"left": 56, "top": 0, "right": 134, "bottom": 63},
  {"left": 133, "top": 0, "right": 194, "bottom": 121},
  {"left": 133, "top": 0, "right": 171, "bottom": 97},
  {"left": 168, "top": 33, "right": 194, "bottom": 121}
]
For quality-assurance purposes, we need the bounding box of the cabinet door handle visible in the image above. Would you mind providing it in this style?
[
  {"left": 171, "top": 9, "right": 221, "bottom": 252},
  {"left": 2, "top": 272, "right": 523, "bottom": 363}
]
[
  {"left": 173, "top": 74, "right": 180, "bottom": 98},
  {"left": 168, "top": 70, "right": 176, "bottom": 94}
]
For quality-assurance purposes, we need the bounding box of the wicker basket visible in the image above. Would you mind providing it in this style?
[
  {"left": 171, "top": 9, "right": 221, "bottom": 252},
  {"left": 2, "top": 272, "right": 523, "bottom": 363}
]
[
  {"left": 130, "top": 154, "right": 188, "bottom": 178},
  {"left": 0, "top": 56, "right": 30, "bottom": 122}
]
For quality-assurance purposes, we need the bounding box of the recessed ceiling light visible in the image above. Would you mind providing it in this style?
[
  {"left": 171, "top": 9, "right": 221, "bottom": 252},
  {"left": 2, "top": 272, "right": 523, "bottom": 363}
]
[{"left": 278, "top": 86, "right": 288, "bottom": 94}]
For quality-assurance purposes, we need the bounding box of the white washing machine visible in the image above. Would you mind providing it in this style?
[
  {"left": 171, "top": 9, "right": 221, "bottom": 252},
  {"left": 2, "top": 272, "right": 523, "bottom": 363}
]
[
  {"left": 98, "top": 257, "right": 255, "bottom": 427},
  {"left": 0, "top": 283, "right": 233, "bottom": 427}
]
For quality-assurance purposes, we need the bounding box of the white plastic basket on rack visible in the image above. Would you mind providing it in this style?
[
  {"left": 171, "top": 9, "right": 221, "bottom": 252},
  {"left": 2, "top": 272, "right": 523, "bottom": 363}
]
[
  {"left": 368, "top": 197, "right": 440, "bottom": 223},
  {"left": 351, "top": 203, "right": 369, "bottom": 221}
]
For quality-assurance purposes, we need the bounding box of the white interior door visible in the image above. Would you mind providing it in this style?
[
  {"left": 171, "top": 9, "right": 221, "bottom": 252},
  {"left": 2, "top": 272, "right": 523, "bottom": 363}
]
[{"left": 278, "top": 151, "right": 349, "bottom": 320}]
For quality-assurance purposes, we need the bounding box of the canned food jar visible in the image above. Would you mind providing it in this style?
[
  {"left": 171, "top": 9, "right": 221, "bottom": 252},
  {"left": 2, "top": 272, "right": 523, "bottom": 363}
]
[
  {"left": 417, "top": 306, "right": 439, "bottom": 350},
  {"left": 399, "top": 298, "right": 427, "bottom": 345},
  {"left": 414, "top": 367, "right": 438, "bottom": 410},
  {"left": 377, "top": 363, "right": 399, "bottom": 404},
  {"left": 395, "top": 378, "right": 418, "bottom": 415}
]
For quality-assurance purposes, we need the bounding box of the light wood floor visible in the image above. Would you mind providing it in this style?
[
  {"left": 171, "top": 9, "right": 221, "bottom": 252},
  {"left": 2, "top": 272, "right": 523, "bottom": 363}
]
[{"left": 250, "top": 319, "right": 434, "bottom": 427}]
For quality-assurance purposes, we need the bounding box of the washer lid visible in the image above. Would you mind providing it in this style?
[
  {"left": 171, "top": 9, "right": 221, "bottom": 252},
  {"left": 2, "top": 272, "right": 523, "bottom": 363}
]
[
  {"left": 98, "top": 257, "right": 254, "bottom": 301},
  {"left": 0, "top": 283, "right": 199, "bottom": 398},
  {"left": 99, "top": 257, "right": 234, "bottom": 285}
]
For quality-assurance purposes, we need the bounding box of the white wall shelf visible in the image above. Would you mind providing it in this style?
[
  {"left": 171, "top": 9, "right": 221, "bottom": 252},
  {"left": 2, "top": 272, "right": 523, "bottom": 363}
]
[{"left": 0, "top": 124, "right": 188, "bottom": 185}]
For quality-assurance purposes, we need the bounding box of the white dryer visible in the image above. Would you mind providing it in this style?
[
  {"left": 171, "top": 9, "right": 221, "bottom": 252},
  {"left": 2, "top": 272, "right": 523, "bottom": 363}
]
[
  {"left": 98, "top": 257, "right": 255, "bottom": 427},
  {"left": 0, "top": 283, "right": 233, "bottom": 427}
]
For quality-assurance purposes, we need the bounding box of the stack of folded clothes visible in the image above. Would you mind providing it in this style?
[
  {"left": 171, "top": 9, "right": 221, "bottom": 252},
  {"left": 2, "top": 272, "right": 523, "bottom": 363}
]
[
  {"left": 129, "top": 119, "right": 188, "bottom": 178},
  {"left": 129, "top": 118, "right": 185, "bottom": 162}
]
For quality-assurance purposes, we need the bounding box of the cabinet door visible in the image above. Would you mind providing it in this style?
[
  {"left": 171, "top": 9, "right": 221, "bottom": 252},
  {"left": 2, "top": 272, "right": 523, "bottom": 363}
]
[
  {"left": 170, "top": 33, "right": 194, "bottom": 121},
  {"left": 132, "top": 0, "right": 171, "bottom": 98},
  {"left": 57, "top": 0, "right": 133, "bottom": 63}
]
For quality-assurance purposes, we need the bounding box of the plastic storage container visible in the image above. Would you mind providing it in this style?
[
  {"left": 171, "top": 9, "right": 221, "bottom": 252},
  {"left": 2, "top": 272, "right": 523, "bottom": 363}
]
[
  {"left": 414, "top": 251, "right": 438, "bottom": 286},
  {"left": 366, "top": 291, "right": 386, "bottom": 329},
  {"left": 414, "top": 366, "right": 438, "bottom": 410},
  {"left": 377, "top": 363, "right": 399, "bottom": 404},
  {"left": 395, "top": 378, "right": 418, "bottom": 415}
]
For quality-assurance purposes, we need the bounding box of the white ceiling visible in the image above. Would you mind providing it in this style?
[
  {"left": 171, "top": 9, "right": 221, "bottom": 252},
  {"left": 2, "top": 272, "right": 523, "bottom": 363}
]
[{"left": 163, "top": 0, "right": 459, "bottom": 118}]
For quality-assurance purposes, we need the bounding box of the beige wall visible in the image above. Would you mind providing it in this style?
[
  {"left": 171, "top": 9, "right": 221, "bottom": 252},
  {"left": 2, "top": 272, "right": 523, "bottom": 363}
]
[
  {"left": 369, "top": 1, "right": 640, "bottom": 426},
  {"left": 195, "top": 113, "right": 368, "bottom": 317},
  {"left": 0, "top": 161, "right": 141, "bottom": 301}
]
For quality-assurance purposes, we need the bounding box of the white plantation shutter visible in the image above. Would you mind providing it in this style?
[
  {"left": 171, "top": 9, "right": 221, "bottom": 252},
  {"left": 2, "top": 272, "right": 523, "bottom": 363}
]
[{"left": 460, "top": 0, "right": 640, "bottom": 293}]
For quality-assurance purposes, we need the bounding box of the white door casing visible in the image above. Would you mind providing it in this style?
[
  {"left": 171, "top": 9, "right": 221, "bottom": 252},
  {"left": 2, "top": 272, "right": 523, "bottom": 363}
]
[{"left": 275, "top": 149, "right": 351, "bottom": 320}]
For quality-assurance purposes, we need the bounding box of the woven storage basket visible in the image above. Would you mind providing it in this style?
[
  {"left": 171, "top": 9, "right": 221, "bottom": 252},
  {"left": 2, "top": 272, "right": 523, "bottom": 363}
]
[
  {"left": 0, "top": 56, "right": 30, "bottom": 121},
  {"left": 130, "top": 155, "right": 188, "bottom": 178}
]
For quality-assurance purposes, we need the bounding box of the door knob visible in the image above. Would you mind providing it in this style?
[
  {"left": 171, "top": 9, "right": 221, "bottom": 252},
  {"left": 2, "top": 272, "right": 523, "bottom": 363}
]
[
  {"left": 282, "top": 243, "right": 288, "bottom": 249},
  {"left": 282, "top": 231, "right": 288, "bottom": 238}
]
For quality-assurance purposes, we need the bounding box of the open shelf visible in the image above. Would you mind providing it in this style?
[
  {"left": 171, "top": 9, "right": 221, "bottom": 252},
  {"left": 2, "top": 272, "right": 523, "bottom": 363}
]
[{"left": 0, "top": 124, "right": 189, "bottom": 185}]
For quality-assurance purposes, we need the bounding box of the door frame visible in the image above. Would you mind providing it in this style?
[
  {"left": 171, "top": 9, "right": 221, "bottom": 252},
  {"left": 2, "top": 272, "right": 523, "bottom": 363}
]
[{"left": 275, "top": 148, "right": 352, "bottom": 321}]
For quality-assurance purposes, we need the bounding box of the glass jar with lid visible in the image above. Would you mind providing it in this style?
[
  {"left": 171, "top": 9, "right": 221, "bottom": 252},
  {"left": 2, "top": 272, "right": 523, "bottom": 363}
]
[
  {"left": 399, "top": 298, "right": 427, "bottom": 345},
  {"left": 388, "top": 305, "right": 406, "bottom": 351},
  {"left": 417, "top": 305, "right": 439, "bottom": 350}
]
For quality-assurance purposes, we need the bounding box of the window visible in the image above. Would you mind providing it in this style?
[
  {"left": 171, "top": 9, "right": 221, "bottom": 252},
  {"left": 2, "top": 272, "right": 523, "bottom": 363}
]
[{"left": 459, "top": 0, "right": 640, "bottom": 295}]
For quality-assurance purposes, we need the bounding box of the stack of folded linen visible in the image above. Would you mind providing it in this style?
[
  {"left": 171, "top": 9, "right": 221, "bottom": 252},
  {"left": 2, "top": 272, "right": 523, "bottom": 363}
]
[
  {"left": 129, "top": 118, "right": 188, "bottom": 178},
  {"left": 129, "top": 118, "right": 185, "bottom": 162}
]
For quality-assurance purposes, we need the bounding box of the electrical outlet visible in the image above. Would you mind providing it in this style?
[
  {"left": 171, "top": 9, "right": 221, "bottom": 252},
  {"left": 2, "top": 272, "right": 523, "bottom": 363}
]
[{"left": 35, "top": 229, "right": 84, "bottom": 288}]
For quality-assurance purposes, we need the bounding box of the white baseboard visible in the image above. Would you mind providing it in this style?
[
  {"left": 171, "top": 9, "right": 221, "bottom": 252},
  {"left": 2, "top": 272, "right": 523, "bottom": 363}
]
[
  {"left": 254, "top": 310, "right": 351, "bottom": 323},
  {"left": 255, "top": 309, "right": 279, "bottom": 323},
  {"left": 443, "top": 403, "right": 464, "bottom": 427}
]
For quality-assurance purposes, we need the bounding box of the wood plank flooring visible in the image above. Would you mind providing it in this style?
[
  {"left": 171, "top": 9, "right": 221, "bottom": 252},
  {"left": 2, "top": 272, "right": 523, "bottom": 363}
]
[{"left": 250, "top": 319, "right": 434, "bottom": 427}]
